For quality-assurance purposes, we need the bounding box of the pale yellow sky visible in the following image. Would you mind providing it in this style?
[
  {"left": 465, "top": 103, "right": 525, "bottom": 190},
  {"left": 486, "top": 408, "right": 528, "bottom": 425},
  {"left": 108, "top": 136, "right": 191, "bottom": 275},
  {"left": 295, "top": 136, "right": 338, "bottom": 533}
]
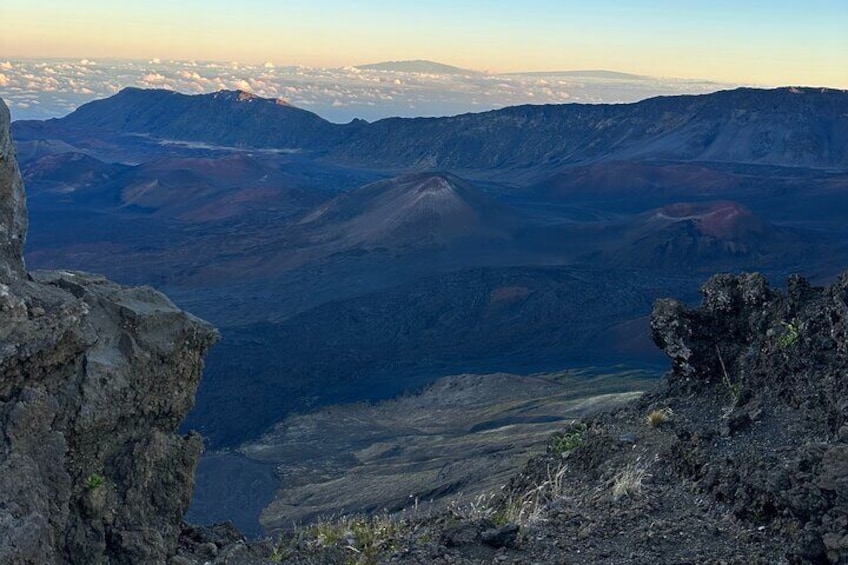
[{"left": 2, "top": 0, "right": 847, "bottom": 87}]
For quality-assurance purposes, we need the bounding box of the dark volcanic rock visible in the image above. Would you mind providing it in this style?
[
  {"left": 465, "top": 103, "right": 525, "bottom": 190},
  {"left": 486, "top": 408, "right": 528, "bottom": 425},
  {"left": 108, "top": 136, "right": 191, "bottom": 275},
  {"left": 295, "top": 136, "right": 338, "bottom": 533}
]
[
  {"left": 0, "top": 99, "right": 26, "bottom": 280},
  {"left": 0, "top": 96, "right": 218, "bottom": 564},
  {"left": 651, "top": 272, "right": 848, "bottom": 562}
]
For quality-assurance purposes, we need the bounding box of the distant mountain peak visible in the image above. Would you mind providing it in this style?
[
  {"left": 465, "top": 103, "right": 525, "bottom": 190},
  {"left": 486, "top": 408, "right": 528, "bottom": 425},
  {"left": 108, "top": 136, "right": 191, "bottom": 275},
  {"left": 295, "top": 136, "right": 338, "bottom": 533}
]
[
  {"left": 502, "top": 69, "right": 648, "bottom": 80},
  {"left": 291, "top": 171, "right": 515, "bottom": 252},
  {"left": 58, "top": 87, "right": 334, "bottom": 150},
  {"left": 412, "top": 174, "right": 455, "bottom": 195},
  {"left": 212, "top": 89, "right": 259, "bottom": 102},
  {"left": 355, "top": 60, "right": 476, "bottom": 75},
  {"left": 210, "top": 89, "right": 294, "bottom": 106}
]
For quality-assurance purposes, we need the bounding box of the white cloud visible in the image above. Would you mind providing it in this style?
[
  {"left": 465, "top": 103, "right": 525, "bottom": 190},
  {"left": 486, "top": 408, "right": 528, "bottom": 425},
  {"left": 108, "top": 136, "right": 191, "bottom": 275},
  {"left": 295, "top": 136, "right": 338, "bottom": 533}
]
[
  {"left": 179, "top": 70, "right": 203, "bottom": 80},
  {"left": 1, "top": 57, "right": 737, "bottom": 123},
  {"left": 142, "top": 72, "right": 167, "bottom": 84},
  {"left": 232, "top": 79, "right": 252, "bottom": 92}
]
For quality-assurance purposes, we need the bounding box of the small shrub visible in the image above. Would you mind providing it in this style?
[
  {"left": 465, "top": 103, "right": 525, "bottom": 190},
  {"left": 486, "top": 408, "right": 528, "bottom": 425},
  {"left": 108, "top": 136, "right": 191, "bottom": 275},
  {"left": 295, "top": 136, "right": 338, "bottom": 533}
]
[
  {"left": 550, "top": 423, "right": 588, "bottom": 455},
  {"left": 84, "top": 473, "right": 105, "bottom": 491},
  {"left": 777, "top": 319, "right": 801, "bottom": 349},
  {"left": 645, "top": 408, "right": 673, "bottom": 427},
  {"left": 311, "top": 521, "right": 344, "bottom": 547},
  {"left": 269, "top": 546, "right": 287, "bottom": 563}
]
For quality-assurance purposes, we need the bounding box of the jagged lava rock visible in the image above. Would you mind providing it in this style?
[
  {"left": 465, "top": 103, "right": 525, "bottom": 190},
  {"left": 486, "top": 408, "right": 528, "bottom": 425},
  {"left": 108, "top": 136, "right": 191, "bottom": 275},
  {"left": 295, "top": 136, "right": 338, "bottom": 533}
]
[
  {"left": 0, "top": 96, "right": 218, "bottom": 564},
  {"left": 0, "top": 99, "right": 26, "bottom": 280},
  {"left": 651, "top": 272, "right": 848, "bottom": 562}
]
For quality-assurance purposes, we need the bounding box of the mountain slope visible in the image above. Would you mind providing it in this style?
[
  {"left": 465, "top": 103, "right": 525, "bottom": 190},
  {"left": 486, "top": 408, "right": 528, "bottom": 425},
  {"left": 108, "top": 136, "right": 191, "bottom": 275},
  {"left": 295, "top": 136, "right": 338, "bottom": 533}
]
[
  {"left": 19, "top": 87, "right": 848, "bottom": 174},
  {"left": 185, "top": 266, "right": 685, "bottom": 448},
  {"left": 531, "top": 161, "right": 741, "bottom": 199},
  {"left": 21, "top": 152, "right": 129, "bottom": 193},
  {"left": 55, "top": 88, "right": 346, "bottom": 149},
  {"left": 114, "top": 154, "right": 332, "bottom": 221},
  {"left": 594, "top": 200, "right": 826, "bottom": 271},
  {"left": 334, "top": 87, "right": 848, "bottom": 170},
  {"left": 288, "top": 172, "right": 516, "bottom": 250}
]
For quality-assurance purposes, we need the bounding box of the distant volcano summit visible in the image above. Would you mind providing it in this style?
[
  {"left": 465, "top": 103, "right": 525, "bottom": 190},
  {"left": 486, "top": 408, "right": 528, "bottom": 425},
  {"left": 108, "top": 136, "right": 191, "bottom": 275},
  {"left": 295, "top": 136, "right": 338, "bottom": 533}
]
[
  {"left": 292, "top": 172, "right": 516, "bottom": 250},
  {"left": 355, "top": 60, "right": 477, "bottom": 75}
]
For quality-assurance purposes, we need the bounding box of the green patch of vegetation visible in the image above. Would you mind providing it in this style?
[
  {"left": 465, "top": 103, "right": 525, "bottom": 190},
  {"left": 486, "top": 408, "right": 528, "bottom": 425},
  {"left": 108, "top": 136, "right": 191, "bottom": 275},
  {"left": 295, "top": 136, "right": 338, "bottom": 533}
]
[
  {"left": 303, "top": 520, "right": 344, "bottom": 547},
  {"left": 777, "top": 319, "right": 801, "bottom": 349},
  {"left": 550, "top": 423, "right": 588, "bottom": 455},
  {"left": 269, "top": 546, "right": 287, "bottom": 563},
  {"left": 489, "top": 501, "right": 520, "bottom": 527},
  {"left": 84, "top": 473, "right": 105, "bottom": 491}
]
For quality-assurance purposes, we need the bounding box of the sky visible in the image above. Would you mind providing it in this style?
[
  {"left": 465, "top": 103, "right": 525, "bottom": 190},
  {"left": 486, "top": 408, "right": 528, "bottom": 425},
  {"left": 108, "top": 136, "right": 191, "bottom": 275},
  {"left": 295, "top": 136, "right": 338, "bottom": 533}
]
[{"left": 1, "top": 0, "right": 847, "bottom": 88}]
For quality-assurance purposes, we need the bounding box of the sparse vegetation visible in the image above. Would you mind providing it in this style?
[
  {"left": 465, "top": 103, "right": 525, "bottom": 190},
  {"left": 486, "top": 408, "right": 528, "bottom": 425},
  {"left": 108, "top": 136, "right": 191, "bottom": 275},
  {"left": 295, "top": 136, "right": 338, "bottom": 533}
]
[
  {"left": 715, "top": 346, "right": 741, "bottom": 404},
  {"left": 437, "top": 461, "right": 573, "bottom": 530},
  {"left": 268, "top": 546, "right": 287, "bottom": 563},
  {"left": 274, "top": 512, "right": 410, "bottom": 565},
  {"left": 511, "top": 462, "right": 570, "bottom": 524},
  {"left": 83, "top": 473, "right": 105, "bottom": 491},
  {"left": 483, "top": 462, "right": 571, "bottom": 526},
  {"left": 460, "top": 491, "right": 500, "bottom": 522},
  {"left": 550, "top": 423, "right": 588, "bottom": 455},
  {"left": 611, "top": 459, "right": 651, "bottom": 501},
  {"left": 777, "top": 319, "right": 801, "bottom": 349},
  {"left": 645, "top": 407, "right": 673, "bottom": 427}
]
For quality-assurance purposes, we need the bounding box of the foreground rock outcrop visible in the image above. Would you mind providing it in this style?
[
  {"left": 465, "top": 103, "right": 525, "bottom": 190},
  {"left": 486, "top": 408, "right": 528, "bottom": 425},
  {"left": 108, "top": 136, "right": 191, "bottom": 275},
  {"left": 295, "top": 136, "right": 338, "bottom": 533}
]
[
  {"left": 0, "top": 99, "right": 218, "bottom": 564},
  {"left": 0, "top": 100, "right": 26, "bottom": 279},
  {"left": 651, "top": 272, "right": 848, "bottom": 561}
]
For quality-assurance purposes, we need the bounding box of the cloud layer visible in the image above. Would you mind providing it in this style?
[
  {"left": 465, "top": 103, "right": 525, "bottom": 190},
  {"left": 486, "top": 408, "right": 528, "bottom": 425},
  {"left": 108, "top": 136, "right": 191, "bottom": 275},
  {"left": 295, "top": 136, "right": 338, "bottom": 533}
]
[{"left": 0, "top": 58, "right": 736, "bottom": 123}]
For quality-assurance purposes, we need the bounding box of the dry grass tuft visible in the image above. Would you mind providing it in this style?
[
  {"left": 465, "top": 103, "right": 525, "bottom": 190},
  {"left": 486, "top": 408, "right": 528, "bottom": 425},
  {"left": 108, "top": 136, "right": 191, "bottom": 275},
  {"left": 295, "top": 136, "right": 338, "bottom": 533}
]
[
  {"left": 645, "top": 407, "right": 674, "bottom": 427},
  {"left": 453, "top": 462, "right": 571, "bottom": 526},
  {"left": 612, "top": 459, "right": 651, "bottom": 501}
]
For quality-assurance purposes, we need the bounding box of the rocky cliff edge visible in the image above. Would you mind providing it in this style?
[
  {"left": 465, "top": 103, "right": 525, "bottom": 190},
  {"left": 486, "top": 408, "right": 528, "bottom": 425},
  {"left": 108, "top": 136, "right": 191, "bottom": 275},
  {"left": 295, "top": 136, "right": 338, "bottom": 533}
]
[{"left": 0, "top": 97, "right": 218, "bottom": 564}]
